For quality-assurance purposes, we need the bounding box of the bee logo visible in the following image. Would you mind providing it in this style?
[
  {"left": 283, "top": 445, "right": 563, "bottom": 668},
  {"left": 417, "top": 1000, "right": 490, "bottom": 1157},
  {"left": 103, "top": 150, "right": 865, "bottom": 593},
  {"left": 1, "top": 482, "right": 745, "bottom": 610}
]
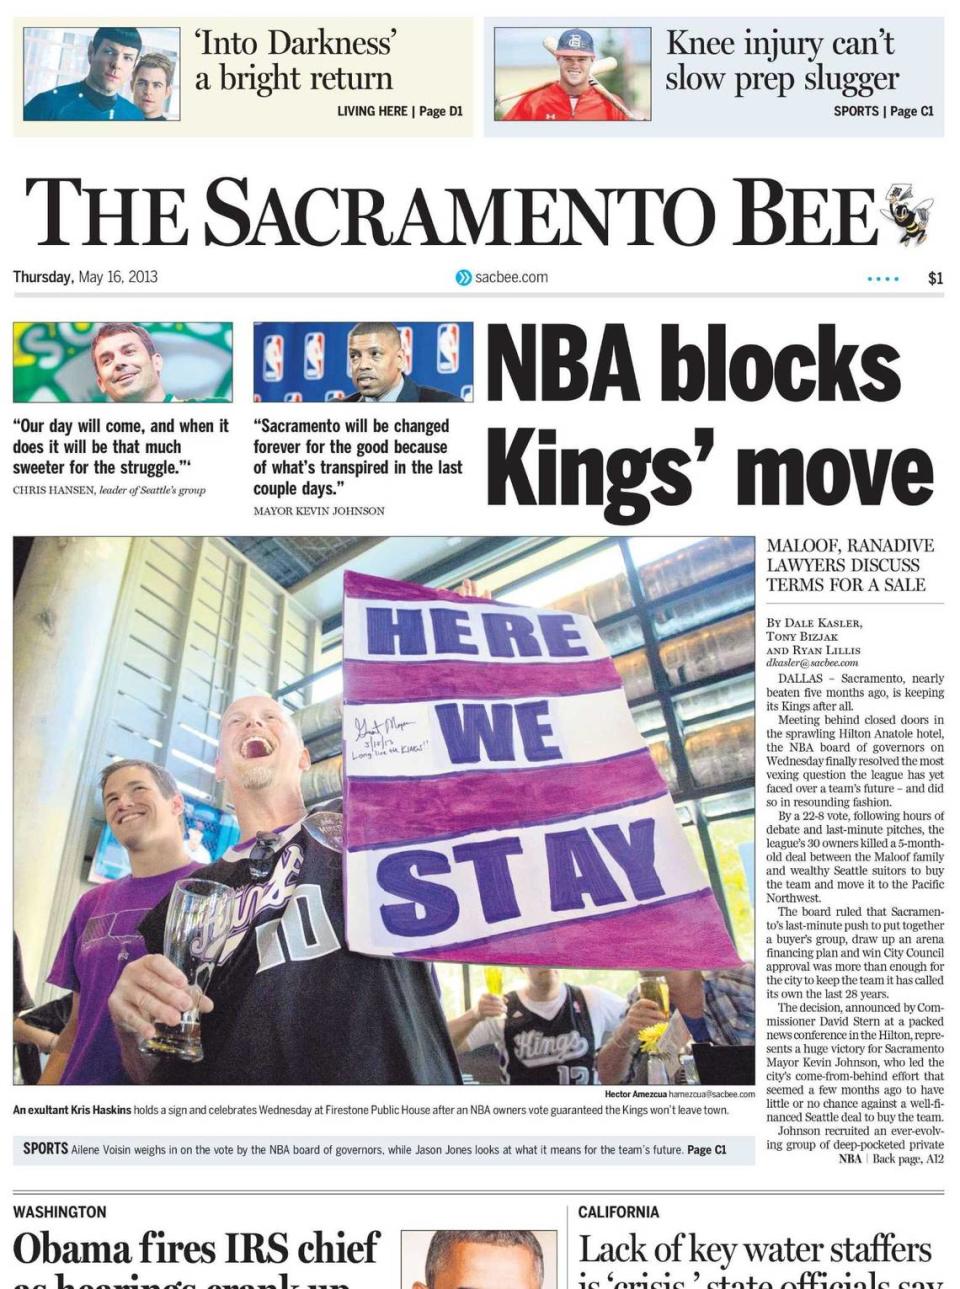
[{"left": 881, "top": 183, "right": 933, "bottom": 245}]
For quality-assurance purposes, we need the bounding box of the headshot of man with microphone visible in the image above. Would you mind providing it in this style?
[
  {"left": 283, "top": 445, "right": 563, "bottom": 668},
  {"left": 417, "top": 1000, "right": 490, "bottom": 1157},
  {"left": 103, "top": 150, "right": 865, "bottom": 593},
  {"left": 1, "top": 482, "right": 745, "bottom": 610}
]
[{"left": 501, "top": 28, "right": 639, "bottom": 122}]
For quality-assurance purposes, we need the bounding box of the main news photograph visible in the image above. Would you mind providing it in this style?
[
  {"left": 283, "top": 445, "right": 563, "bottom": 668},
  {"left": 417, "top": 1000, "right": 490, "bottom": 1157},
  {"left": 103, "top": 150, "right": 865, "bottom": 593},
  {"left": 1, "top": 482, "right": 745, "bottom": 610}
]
[{"left": 13, "top": 534, "right": 755, "bottom": 1088}]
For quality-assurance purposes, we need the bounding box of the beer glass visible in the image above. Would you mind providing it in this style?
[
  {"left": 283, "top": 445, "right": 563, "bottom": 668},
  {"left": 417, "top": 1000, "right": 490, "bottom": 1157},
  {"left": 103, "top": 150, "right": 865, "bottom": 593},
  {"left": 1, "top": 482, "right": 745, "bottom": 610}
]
[
  {"left": 139, "top": 878, "right": 233, "bottom": 1063},
  {"left": 637, "top": 973, "right": 670, "bottom": 1015}
]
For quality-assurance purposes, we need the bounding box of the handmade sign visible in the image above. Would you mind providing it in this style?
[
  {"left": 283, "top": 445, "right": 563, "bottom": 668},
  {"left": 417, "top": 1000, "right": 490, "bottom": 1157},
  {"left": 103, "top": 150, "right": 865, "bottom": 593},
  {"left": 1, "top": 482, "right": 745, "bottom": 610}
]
[{"left": 342, "top": 570, "right": 741, "bottom": 969}]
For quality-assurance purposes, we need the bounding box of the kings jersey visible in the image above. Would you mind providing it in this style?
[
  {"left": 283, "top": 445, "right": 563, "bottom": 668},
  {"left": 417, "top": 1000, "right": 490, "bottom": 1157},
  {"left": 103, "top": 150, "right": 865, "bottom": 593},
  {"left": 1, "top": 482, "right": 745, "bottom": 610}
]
[
  {"left": 502, "top": 985, "right": 598, "bottom": 1085},
  {"left": 140, "top": 824, "right": 461, "bottom": 1086}
]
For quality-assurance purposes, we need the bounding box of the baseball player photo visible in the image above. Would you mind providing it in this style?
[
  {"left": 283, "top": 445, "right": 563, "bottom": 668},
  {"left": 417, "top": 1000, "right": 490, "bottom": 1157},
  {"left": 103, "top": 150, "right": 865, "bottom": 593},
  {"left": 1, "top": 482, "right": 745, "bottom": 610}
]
[{"left": 495, "top": 26, "right": 651, "bottom": 122}]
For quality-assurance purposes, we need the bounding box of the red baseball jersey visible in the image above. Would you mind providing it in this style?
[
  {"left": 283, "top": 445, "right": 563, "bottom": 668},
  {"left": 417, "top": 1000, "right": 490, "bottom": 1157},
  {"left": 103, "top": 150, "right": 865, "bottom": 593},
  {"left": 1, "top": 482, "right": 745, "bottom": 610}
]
[{"left": 504, "top": 82, "right": 630, "bottom": 122}]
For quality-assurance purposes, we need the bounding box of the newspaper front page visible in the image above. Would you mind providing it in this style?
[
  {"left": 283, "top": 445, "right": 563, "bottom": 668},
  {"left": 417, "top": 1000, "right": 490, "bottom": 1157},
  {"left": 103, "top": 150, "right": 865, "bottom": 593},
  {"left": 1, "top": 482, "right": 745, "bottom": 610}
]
[{"left": 5, "top": 5, "right": 955, "bottom": 1289}]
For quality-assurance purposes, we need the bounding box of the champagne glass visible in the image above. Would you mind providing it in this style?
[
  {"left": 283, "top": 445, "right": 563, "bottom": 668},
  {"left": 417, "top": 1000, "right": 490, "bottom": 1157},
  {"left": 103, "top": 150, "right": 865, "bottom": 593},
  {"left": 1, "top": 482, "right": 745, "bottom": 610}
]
[
  {"left": 138, "top": 878, "right": 233, "bottom": 1063},
  {"left": 302, "top": 795, "right": 344, "bottom": 852},
  {"left": 302, "top": 809, "right": 344, "bottom": 852}
]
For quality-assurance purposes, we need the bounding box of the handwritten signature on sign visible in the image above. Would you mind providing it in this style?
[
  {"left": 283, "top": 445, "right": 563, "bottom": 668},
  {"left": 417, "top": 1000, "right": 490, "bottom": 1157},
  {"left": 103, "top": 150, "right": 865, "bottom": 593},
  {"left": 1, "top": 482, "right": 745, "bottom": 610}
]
[{"left": 352, "top": 713, "right": 427, "bottom": 762}]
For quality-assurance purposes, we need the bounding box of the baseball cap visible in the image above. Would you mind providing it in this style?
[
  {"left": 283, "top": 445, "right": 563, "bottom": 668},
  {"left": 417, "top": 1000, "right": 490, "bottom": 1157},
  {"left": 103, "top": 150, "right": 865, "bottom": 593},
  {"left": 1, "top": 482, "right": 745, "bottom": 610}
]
[{"left": 556, "top": 28, "right": 595, "bottom": 56}]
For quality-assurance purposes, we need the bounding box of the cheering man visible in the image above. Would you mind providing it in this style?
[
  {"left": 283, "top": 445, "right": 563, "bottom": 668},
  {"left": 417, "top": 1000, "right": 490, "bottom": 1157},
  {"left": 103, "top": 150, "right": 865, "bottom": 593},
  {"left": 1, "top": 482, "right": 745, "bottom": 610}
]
[{"left": 108, "top": 695, "right": 462, "bottom": 1084}]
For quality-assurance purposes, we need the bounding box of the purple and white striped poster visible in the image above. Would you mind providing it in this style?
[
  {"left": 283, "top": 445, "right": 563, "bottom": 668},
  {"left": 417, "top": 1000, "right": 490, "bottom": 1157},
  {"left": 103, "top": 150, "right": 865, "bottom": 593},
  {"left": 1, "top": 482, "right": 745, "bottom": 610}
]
[{"left": 342, "top": 571, "right": 740, "bottom": 969}]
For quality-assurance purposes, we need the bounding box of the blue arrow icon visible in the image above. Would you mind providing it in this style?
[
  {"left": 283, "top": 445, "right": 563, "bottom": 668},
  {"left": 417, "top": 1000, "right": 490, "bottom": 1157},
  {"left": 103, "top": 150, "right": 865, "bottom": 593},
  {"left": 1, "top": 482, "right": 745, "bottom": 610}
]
[{"left": 455, "top": 268, "right": 473, "bottom": 286}]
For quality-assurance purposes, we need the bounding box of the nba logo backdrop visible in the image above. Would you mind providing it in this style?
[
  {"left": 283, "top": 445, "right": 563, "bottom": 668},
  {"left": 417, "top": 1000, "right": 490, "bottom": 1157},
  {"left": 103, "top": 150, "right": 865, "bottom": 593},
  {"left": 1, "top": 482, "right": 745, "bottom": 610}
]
[
  {"left": 398, "top": 325, "right": 414, "bottom": 375},
  {"left": 253, "top": 323, "right": 473, "bottom": 402},
  {"left": 262, "top": 334, "right": 284, "bottom": 383},
  {"left": 437, "top": 323, "right": 460, "bottom": 374},
  {"left": 304, "top": 332, "right": 325, "bottom": 380}
]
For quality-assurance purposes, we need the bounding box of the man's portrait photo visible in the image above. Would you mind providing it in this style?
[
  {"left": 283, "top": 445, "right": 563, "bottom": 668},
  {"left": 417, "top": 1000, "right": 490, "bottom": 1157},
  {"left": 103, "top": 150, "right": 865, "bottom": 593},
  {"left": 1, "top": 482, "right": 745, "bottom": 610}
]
[
  {"left": 252, "top": 322, "right": 473, "bottom": 403},
  {"left": 404, "top": 1231, "right": 557, "bottom": 1289},
  {"left": 13, "top": 322, "right": 233, "bottom": 403}
]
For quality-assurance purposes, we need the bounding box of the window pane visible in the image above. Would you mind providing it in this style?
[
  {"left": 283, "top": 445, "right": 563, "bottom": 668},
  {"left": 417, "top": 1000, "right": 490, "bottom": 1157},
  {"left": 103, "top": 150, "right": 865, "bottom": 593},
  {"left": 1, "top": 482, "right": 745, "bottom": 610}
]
[
  {"left": 634, "top": 536, "right": 755, "bottom": 598},
  {"left": 507, "top": 544, "right": 625, "bottom": 607},
  {"left": 708, "top": 817, "right": 755, "bottom": 959},
  {"left": 598, "top": 615, "right": 646, "bottom": 655},
  {"left": 685, "top": 715, "right": 755, "bottom": 787},
  {"left": 652, "top": 572, "right": 755, "bottom": 639},
  {"left": 674, "top": 675, "right": 755, "bottom": 726},
  {"left": 614, "top": 648, "right": 654, "bottom": 701},
  {"left": 659, "top": 611, "right": 755, "bottom": 685},
  {"left": 548, "top": 571, "right": 633, "bottom": 621}
]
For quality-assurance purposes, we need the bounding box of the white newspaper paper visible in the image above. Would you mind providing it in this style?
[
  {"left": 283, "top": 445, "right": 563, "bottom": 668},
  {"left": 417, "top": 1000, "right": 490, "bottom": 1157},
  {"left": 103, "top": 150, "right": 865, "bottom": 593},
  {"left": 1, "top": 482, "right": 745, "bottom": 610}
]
[{"left": 4, "top": 6, "right": 955, "bottom": 1289}]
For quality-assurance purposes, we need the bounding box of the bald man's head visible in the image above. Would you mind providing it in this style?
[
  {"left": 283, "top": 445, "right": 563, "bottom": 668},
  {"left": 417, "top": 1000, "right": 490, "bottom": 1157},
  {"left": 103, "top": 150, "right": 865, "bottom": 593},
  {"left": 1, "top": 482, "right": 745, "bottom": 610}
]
[
  {"left": 415, "top": 1231, "right": 544, "bottom": 1289},
  {"left": 216, "top": 694, "right": 308, "bottom": 793}
]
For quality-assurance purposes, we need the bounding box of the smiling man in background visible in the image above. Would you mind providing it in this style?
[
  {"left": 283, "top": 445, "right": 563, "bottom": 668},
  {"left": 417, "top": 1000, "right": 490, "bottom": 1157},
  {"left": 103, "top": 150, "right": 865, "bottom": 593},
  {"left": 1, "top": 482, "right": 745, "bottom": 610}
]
[
  {"left": 108, "top": 694, "right": 462, "bottom": 1085},
  {"left": 40, "top": 761, "right": 201, "bottom": 1084},
  {"left": 25, "top": 27, "right": 145, "bottom": 121}
]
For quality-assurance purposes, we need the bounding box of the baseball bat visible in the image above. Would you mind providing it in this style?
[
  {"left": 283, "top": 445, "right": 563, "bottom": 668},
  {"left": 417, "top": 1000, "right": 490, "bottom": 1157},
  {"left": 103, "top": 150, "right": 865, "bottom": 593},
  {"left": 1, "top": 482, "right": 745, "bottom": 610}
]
[
  {"left": 495, "top": 55, "right": 617, "bottom": 108},
  {"left": 587, "top": 77, "right": 641, "bottom": 121}
]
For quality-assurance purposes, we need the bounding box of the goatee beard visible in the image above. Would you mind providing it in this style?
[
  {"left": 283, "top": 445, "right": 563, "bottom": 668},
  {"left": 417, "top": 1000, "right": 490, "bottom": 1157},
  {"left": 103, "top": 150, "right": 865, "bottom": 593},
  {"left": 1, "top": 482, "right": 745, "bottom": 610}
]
[{"left": 235, "top": 763, "right": 275, "bottom": 790}]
